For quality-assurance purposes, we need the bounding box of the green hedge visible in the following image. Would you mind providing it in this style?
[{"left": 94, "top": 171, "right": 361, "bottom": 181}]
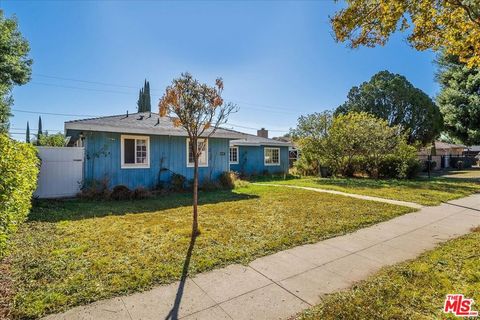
[{"left": 0, "top": 134, "right": 39, "bottom": 257}]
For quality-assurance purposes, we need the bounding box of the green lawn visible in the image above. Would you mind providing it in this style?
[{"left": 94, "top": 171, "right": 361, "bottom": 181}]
[
  {"left": 298, "top": 227, "right": 480, "bottom": 320},
  {"left": 257, "top": 175, "right": 480, "bottom": 206},
  {"left": 7, "top": 185, "right": 414, "bottom": 319}
]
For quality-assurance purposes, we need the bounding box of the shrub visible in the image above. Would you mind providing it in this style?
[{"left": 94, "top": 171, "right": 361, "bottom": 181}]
[
  {"left": 456, "top": 160, "right": 464, "bottom": 169},
  {"left": 378, "top": 155, "right": 400, "bottom": 178},
  {"left": 376, "top": 142, "right": 418, "bottom": 179},
  {"left": 132, "top": 187, "right": 151, "bottom": 199},
  {"left": 450, "top": 157, "right": 476, "bottom": 169},
  {"left": 199, "top": 179, "right": 221, "bottom": 191},
  {"left": 170, "top": 173, "right": 186, "bottom": 192},
  {"left": 35, "top": 132, "right": 66, "bottom": 147},
  {"left": 79, "top": 178, "right": 110, "bottom": 200},
  {"left": 293, "top": 112, "right": 422, "bottom": 179},
  {"left": 293, "top": 156, "right": 320, "bottom": 176},
  {"left": 0, "top": 134, "right": 39, "bottom": 257},
  {"left": 110, "top": 185, "right": 132, "bottom": 200},
  {"left": 219, "top": 171, "right": 238, "bottom": 189},
  {"left": 423, "top": 160, "right": 437, "bottom": 172}
]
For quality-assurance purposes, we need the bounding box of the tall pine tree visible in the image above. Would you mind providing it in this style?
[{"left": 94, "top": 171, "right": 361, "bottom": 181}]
[
  {"left": 145, "top": 80, "right": 151, "bottom": 111},
  {"left": 137, "top": 79, "right": 151, "bottom": 112},
  {"left": 37, "top": 116, "right": 42, "bottom": 145},
  {"left": 26, "top": 121, "right": 30, "bottom": 143}
]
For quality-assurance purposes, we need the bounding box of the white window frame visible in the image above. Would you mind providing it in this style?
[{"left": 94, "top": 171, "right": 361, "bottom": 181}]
[
  {"left": 186, "top": 138, "right": 209, "bottom": 167},
  {"left": 264, "top": 147, "right": 280, "bottom": 166},
  {"left": 229, "top": 146, "right": 239, "bottom": 164},
  {"left": 121, "top": 135, "right": 150, "bottom": 169}
]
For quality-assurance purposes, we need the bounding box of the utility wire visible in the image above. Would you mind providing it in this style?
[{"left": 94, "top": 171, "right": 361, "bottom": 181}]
[
  {"left": 31, "top": 82, "right": 134, "bottom": 95},
  {"left": 30, "top": 73, "right": 307, "bottom": 114},
  {"left": 12, "top": 108, "right": 99, "bottom": 117},
  {"left": 11, "top": 127, "right": 64, "bottom": 132},
  {"left": 34, "top": 73, "right": 140, "bottom": 89}
]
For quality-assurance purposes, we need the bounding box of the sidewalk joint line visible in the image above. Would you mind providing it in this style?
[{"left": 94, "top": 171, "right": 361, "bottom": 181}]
[
  {"left": 444, "top": 202, "right": 480, "bottom": 214},
  {"left": 248, "top": 265, "right": 313, "bottom": 307},
  {"left": 120, "top": 297, "right": 134, "bottom": 320},
  {"left": 189, "top": 278, "right": 234, "bottom": 320}
]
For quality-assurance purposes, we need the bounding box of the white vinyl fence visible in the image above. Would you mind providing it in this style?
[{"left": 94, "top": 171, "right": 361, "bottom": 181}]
[{"left": 34, "top": 147, "right": 84, "bottom": 198}]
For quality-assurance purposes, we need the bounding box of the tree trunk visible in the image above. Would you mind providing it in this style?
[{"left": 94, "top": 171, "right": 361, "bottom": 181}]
[{"left": 192, "top": 146, "right": 199, "bottom": 236}]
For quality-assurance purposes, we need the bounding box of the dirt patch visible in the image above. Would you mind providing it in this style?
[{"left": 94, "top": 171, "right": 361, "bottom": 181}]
[{"left": 0, "top": 257, "right": 13, "bottom": 320}]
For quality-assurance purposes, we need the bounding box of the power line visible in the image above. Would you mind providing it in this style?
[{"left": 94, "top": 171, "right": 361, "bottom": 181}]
[
  {"left": 12, "top": 108, "right": 100, "bottom": 117},
  {"left": 31, "top": 82, "right": 134, "bottom": 95},
  {"left": 34, "top": 73, "right": 140, "bottom": 89},
  {"left": 30, "top": 73, "right": 308, "bottom": 114},
  {"left": 11, "top": 127, "right": 64, "bottom": 132}
]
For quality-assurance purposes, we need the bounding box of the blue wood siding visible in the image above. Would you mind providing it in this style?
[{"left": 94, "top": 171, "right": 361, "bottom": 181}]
[
  {"left": 230, "top": 145, "right": 289, "bottom": 175},
  {"left": 69, "top": 130, "right": 230, "bottom": 189}
]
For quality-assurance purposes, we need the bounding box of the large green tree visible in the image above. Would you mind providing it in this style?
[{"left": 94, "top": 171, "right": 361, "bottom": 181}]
[
  {"left": 336, "top": 71, "right": 442, "bottom": 145},
  {"left": 137, "top": 79, "right": 151, "bottom": 112},
  {"left": 0, "top": 11, "right": 32, "bottom": 133},
  {"left": 290, "top": 111, "right": 333, "bottom": 175},
  {"left": 437, "top": 53, "right": 480, "bottom": 145},
  {"left": 331, "top": 0, "right": 480, "bottom": 68}
]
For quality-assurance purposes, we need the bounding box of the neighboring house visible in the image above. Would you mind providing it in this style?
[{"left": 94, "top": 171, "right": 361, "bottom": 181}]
[
  {"left": 418, "top": 141, "right": 465, "bottom": 157},
  {"left": 463, "top": 145, "right": 480, "bottom": 158},
  {"left": 418, "top": 141, "right": 466, "bottom": 169},
  {"left": 65, "top": 112, "right": 245, "bottom": 189},
  {"left": 229, "top": 128, "right": 292, "bottom": 176},
  {"left": 433, "top": 141, "right": 465, "bottom": 156}
]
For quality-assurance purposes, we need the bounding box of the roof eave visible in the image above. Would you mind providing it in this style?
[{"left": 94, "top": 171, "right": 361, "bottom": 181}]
[
  {"left": 65, "top": 123, "right": 241, "bottom": 139},
  {"left": 230, "top": 141, "right": 292, "bottom": 147}
]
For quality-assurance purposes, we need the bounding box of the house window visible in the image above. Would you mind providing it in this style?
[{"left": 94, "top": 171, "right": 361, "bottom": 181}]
[
  {"left": 121, "top": 135, "right": 150, "bottom": 169},
  {"left": 264, "top": 147, "right": 280, "bottom": 166},
  {"left": 229, "top": 146, "right": 239, "bottom": 164},
  {"left": 187, "top": 138, "right": 208, "bottom": 167}
]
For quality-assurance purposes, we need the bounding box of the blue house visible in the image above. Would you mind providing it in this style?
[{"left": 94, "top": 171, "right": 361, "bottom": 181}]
[
  {"left": 65, "top": 112, "right": 245, "bottom": 189},
  {"left": 229, "top": 128, "right": 292, "bottom": 176}
]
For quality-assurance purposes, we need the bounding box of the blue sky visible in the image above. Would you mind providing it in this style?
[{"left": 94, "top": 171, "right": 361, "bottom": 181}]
[{"left": 3, "top": 0, "right": 438, "bottom": 140}]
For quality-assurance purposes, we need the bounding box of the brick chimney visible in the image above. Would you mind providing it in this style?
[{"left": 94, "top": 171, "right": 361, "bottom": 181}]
[{"left": 257, "top": 128, "right": 268, "bottom": 139}]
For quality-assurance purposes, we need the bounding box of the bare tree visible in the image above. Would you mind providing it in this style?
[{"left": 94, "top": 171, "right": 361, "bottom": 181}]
[{"left": 159, "top": 73, "right": 237, "bottom": 235}]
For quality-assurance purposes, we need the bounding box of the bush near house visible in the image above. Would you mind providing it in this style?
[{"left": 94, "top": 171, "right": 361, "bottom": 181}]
[
  {"left": 0, "top": 134, "right": 39, "bottom": 257},
  {"left": 292, "top": 112, "right": 421, "bottom": 179}
]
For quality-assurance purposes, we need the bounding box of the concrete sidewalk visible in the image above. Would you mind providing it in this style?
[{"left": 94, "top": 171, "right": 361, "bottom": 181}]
[{"left": 44, "top": 195, "right": 480, "bottom": 320}]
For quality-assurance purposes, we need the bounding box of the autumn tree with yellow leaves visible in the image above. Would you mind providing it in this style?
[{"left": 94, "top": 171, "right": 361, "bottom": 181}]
[
  {"left": 159, "top": 73, "right": 237, "bottom": 235},
  {"left": 331, "top": 0, "right": 480, "bottom": 67}
]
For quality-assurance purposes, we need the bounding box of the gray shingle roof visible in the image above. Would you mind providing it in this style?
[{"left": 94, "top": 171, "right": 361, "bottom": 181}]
[
  {"left": 230, "top": 134, "right": 293, "bottom": 147},
  {"left": 65, "top": 112, "right": 247, "bottom": 139},
  {"left": 434, "top": 140, "right": 465, "bottom": 150},
  {"left": 65, "top": 112, "right": 292, "bottom": 146}
]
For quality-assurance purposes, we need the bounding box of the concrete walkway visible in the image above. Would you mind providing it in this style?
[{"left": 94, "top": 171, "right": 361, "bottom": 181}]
[
  {"left": 44, "top": 195, "right": 480, "bottom": 320},
  {"left": 253, "top": 183, "right": 424, "bottom": 209}
]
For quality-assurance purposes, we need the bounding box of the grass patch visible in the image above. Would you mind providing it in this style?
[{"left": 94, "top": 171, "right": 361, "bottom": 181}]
[
  {"left": 298, "top": 227, "right": 480, "bottom": 320},
  {"left": 7, "top": 185, "right": 414, "bottom": 318},
  {"left": 257, "top": 176, "right": 480, "bottom": 206}
]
